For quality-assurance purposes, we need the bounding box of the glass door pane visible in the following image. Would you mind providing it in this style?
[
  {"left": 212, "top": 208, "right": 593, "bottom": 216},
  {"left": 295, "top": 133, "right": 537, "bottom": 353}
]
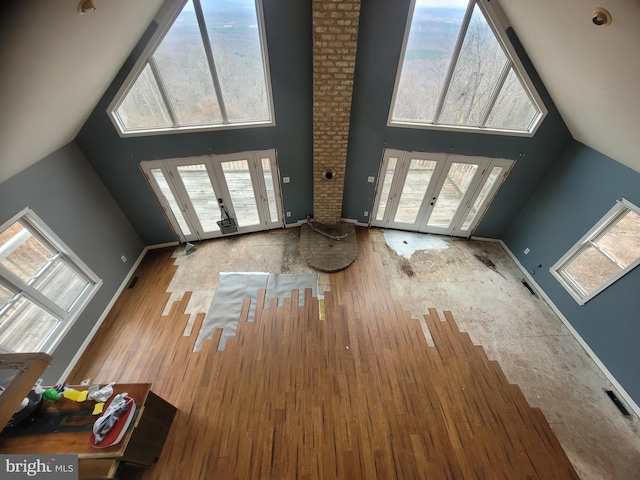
[
  {"left": 261, "top": 157, "right": 280, "bottom": 223},
  {"left": 150, "top": 168, "right": 192, "bottom": 237},
  {"left": 460, "top": 166, "right": 503, "bottom": 231},
  {"left": 374, "top": 156, "right": 398, "bottom": 222},
  {"left": 427, "top": 162, "right": 478, "bottom": 228},
  {"left": 394, "top": 158, "right": 437, "bottom": 224},
  {"left": 176, "top": 164, "right": 220, "bottom": 233},
  {"left": 220, "top": 160, "right": 260, "bottom": 227}
]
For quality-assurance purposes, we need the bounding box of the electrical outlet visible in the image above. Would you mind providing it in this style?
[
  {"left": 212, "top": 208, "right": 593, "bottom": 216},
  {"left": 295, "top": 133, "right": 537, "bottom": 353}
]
[
  {"left": 121, "top": 255, "right": 127, "bottom": 262},
  {"left": 283, "top": 177, "right": 290, "bottom": 183},
  {"left": 286, "top": 211, "right": 291, "bottom": 217},
  {"left": 523, "top": 248, "right": 530, "bottom": 255},
  {"left": 364, "top": 211, "right": 369, "bottom": 217},
  {"left": 367, "top": 176, "right": 375, "bottom": 183}
]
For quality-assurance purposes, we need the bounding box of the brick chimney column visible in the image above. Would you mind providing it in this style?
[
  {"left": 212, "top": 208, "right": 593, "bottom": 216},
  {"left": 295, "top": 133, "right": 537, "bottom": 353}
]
[{"left": 312, "top": 0, "right": 361, "bottom": 224}]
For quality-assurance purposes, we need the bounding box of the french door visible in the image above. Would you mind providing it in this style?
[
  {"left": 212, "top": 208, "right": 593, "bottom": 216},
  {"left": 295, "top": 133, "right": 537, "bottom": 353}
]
[
  {"left": 141, "top": 150, "right": 283, "bottom": 242},
  {"left": 371, "top": 149, "right": 513, "bottom": 237}
]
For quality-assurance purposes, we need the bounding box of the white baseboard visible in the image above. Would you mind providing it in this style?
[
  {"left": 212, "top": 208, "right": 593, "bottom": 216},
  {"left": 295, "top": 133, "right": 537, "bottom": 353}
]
[
  {"left": 59, "top": 245, "right": 152, "bottom": 383},
  {"left": 285, "top": 218, "right": 369, "bottom": 228},
  {"left": 147, "top": 240, "right": 180, "bottom": 249},
  {"left": 340, "top": 217, "right": 369, "bottom": 227},
  {"left": 478, "top": 237, "right": 640, "bottom": 418},
  {"left": 285, "top": 219, "right": 306, "bottom": 228}
]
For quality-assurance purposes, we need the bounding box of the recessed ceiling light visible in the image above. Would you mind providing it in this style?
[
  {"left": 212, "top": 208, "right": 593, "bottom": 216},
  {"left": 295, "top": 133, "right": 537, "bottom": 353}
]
[
  {"left": 592, "top": 7, "right": 612, "bottom": 26},
  {"left": 77, "top": 0, "right": 97, "bottom": 15}
]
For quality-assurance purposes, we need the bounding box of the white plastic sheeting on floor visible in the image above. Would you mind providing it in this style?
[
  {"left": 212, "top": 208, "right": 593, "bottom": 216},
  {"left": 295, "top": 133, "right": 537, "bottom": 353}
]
[{"left": 195, "top": 272, "right": 318, "bottom": 351}]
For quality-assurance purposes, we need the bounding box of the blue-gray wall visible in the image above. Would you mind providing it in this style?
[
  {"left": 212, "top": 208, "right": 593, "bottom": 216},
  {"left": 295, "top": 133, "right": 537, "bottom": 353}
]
[
  {"left": 504, "top": 141, "right": 640, "bottom": 404},
  {"left": 75, "top": 0, "right": 313, "bottom": 245},
  {"left": 342, "top": 0, "right": 573, "bottom": 238},
  {"left": 0, "top": 143, "right": 145, "bottom": 383}
]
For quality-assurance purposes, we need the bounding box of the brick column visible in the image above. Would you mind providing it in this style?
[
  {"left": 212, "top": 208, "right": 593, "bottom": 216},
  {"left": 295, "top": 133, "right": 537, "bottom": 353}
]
[{"left": 312, "top": 0, "right": 361, "bottom": 224}]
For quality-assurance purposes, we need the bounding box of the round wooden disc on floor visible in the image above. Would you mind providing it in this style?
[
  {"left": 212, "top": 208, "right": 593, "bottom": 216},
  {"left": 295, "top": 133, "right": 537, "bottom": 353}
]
[{"left": 299, "top": 222, "right": 357, "bottom": 272}]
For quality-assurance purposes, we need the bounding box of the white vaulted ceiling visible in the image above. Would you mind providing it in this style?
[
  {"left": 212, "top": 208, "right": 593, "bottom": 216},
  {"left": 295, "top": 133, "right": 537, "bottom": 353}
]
[
  {"left": 497, "top": 0, "right": 640, "bottom": 173},
  {"left": 0, "top": 0, "right": 164, "bottom": 183},
  {"left": 1, "top": 0, "right": 639, "bottom": 184}
]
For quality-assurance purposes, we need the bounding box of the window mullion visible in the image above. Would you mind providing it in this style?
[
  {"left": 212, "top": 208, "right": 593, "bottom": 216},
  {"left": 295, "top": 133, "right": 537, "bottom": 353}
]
[
  {"left": 26, "top": 252, "right": 61, "bottom": 288},
  {"left": 148, "top": 57, "right": 180, "bottom": 127},
  {"left": 590, "top": 240, "right": 625, "bottom": 270},
  {"left": 479, "top": 61, "right": 511, "bottom": 127},
  {"left": 193, "top": 0, "right": 229, "bottom": 124},
  {"left": 433, "top": 0, "right": 476, "bottom": 125}
]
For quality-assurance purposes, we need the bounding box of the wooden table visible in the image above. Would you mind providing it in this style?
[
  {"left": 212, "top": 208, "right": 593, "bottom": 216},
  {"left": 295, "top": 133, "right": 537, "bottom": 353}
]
[{"left": 0, "top": 383, "right": 176, "bottom": 479}]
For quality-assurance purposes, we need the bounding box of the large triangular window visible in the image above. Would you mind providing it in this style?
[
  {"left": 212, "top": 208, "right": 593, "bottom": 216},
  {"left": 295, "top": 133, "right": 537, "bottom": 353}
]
[
  {"left": 109, "top": 0, "right": 274, "bottom": 136},
  {"left": 389, "top": 0, "right": 546, "bottom": 135}
]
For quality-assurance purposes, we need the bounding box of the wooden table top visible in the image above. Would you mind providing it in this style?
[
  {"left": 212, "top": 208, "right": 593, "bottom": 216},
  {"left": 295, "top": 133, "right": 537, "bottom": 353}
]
[{"left": 0, "top": 383, "right": 151, "bottom": 459}]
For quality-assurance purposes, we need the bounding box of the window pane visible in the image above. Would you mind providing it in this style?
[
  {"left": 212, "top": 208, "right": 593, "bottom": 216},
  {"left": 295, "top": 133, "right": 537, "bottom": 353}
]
[
  {"left": 0, "top": 222, "right": 52, "bottom": 283},
  {"left": 116, "top": 65, "right": 172, "bottom": 130},
  {"left": 0, "top": 223, "right": 89, "bottom": 312},
  {"left": 439, "top": 4, "right": 508, "bottom": 126},
  {"left": 376, "top": 157, "right": 397, "bottom": 221},
  {"left": 153, "top": 2, "right": 223, "bottom": 125},
  {"left": 394, "top": 159, "right": 437, "bottom": 224},
  {"left": 202, "top": 0, "right": 271, "bottom": 122},
  {"left": 428, "top": 162, "right": 477, "bottom": 228},
  {"left": 594, "top": 210, "right": 640, "bottom": 268},
  {"left": 0, "top": 282, "right": 14, "bottom": 307},
  {"left": 391, "top": 2, "right": 466, "bottom": 123},
  {"left": 151, "top": 169, "right": 192, "bottom": 236},
  {"left": 30, "top": 259, "right": 89, "bottom": 312},
  {"left": 0, "top": 289, "right": 59, "bottom": 352},
  {"left": 261, "top": 157, "right": 279, "bottom": 223},
  {"left": 565, "top": 246, "right": 620, "bottom": 295},
  {"left": 486, "top": 68, "right": 538, "bottom": 131}
]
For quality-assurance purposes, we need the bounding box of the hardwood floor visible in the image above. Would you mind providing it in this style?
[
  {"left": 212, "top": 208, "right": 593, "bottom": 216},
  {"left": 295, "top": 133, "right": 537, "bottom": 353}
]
[{"left": 68, "top": 228, "right": 579, "bottom": 479}]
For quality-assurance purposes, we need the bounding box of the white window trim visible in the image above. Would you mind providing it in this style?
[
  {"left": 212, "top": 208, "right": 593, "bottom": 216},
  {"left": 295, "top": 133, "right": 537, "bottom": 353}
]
[
  {"left": 388, "top": 0, "right": 547, "bottom": 137},
  {"left": 0, "top": 208, "right": 102, "bottom": 353},
  {"left": 107, "top": 0, "right": 276, "bottom": 138},
  {"left": 550, "top": 199, "right": 640, "bottom": 305}
]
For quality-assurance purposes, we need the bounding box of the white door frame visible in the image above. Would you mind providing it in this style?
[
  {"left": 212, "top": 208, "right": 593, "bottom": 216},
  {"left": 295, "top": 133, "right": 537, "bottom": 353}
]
[
  {"left": 140, "top": 149, "right": 284, "bottom": 242},
  {"left": 371, "top": 149, "right": 514, "bottom": 237}
]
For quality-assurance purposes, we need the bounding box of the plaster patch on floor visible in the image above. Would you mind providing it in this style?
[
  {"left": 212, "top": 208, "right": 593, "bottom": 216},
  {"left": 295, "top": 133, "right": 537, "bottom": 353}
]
[{"left": 383, "top": 230, "right": 449, "bottom": 259}]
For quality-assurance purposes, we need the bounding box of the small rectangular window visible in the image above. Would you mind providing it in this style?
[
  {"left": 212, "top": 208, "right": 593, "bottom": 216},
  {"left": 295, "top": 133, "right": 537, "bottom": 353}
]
[
  {"left": 551, "top": 199, "right": 640, "bottom": 305},
  {"left": 0, "top": 210, "right": 101, "bottom": 352}
]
